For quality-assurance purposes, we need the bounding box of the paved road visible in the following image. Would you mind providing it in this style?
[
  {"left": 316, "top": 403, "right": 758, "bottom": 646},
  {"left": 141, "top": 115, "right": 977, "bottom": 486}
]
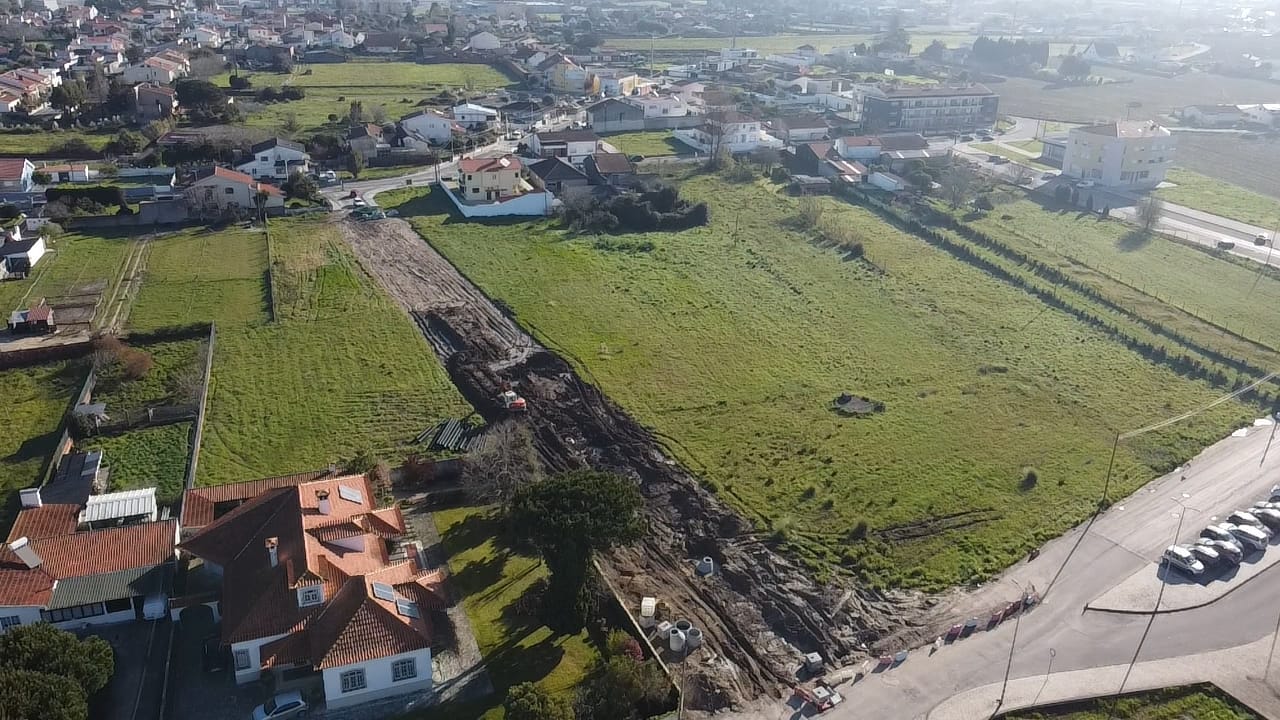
[{"left": 758, "top": 418, "right": 1280, "bottom": 719}]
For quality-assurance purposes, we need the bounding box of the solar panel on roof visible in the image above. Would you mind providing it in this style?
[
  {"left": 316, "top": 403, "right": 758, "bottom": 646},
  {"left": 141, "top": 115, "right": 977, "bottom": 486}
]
[
  {"left": 338, "top": 484, "right": 363, "bottom": 504},
  {"left": 372, "top": 582, "right": 395, "bottom": 601},
  {"left": 396, "top": 598, "right": 420, "bottom": 618}
]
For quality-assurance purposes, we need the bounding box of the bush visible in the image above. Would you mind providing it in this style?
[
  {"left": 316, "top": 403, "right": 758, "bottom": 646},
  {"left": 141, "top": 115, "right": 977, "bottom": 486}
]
[
  {"left": 558, "top": 184, "right": 707, "bottom": 234},
  {"left": 795, "top": 196, "right": 823, "bottom": 229},
  {"left": 606, "top": 630, "right": 645, "bottom": 661},
  {"left": 121, "top": 348, "right": 154, "bottom": 379},
  {"left": 228, "top": 75, "right": 252, "bottom": 90},
  {"left": 505, "top": 682, "right": 573, "bottom": 720}
]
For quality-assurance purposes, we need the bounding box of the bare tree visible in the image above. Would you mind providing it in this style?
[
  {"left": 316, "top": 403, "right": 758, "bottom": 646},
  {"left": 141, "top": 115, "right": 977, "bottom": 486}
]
[
  {"left": 751, "top": 146, "right": 779, "bottom": 175},
  {"left": 461, "top": 420, "right": 541, "bottom": 506},
  {"left": 1009, "top": 163, "right": 1033, "bottom": 186},
  {"left": 941, "top": 164, "right": 977, "bottom": 209},
  {"left": 1135, "top": 197, "right": 1165, "bottom": 234}
]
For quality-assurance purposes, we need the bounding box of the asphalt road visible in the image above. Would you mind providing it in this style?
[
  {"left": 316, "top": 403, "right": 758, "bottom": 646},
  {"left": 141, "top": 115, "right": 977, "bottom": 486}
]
[{"left": 814, "top": 418, "right": 1280, "bottom": 719}]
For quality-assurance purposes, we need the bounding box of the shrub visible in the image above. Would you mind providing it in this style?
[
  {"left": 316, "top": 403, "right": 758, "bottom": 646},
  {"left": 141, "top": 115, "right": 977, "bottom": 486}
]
[
  {"left": 228, "top": 75, "right": 252, "bottom": 90},
  {"left": 795, "top": 196, "right": 823, "bottom": 229},
  {"left": 1020, "top": 467, "right": 1039, "bottom": 491},
  {"left": 120, "top": 347, "right": 154, "bottom": 379},
  {"left": 849, "top": 520, "right": 869, "bottom": 540}
]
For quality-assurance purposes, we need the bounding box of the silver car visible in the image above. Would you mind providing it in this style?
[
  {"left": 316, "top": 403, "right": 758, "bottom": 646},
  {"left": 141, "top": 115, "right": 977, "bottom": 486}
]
[
  {"left": 1162, "top": 545, "right": 1206, "bottom": 575},
  {"left": 1229, "top": 523, "right": 1270, "bottom": 551},
  {"left": 1229, "top": 511, "right": 1272, "bottom": 535},
  {"left": 1196, "top": 538, "right": 1243, "bottom": 565},
  {"left": 1201, "top": 524, "right": 1241, "bottom": 546},
  {"left": 1253, "top": 507, "right": 1280, "bottom": 531}
]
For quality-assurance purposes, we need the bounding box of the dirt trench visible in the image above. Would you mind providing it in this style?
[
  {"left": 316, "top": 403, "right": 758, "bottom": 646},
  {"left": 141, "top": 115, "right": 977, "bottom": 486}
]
[{"left": 339, "top": 217, "right": 923, "bottom": 708}]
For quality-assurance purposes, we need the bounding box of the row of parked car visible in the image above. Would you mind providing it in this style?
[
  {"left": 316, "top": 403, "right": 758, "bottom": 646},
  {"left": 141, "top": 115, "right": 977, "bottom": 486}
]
[{"left": 1162, "top": 488, "right": 1280, "bottom": 577}]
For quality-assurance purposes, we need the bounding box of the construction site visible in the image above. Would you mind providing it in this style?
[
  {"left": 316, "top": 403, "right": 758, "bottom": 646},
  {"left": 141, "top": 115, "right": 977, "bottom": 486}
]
[{"left": 338, "top": 216, "right": 926, "bottom": 710}]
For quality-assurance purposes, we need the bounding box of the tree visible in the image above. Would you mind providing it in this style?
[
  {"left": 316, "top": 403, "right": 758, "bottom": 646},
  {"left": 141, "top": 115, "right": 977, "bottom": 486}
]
[
  {"left": 510, "top": 470, "right": 644, "bottom": 631},
  {"left": 281, "top": 111, "right": 299, "bottom": 134},
  {"left": 940, "top": 164, "right": 976, "bottom": 208},
  {"left": 31, "top": 170, "right": 50, "bottom": 185},
  {"left": 505, "top": 682, "right": 573, "bottom": 720},
  {"left": 750, "top": 146, "right": 779, "bottom": 175},
  {"left": 1136, "top": 196, "right": 1165, "bottom": 234},
  {"left": 575, "top": 656, "right": 671, "bottom": 720},
  {"left": 346, "top": 150, "right": 365, "bottom": 179},
  {"left": 1009, "top": 163, "right": 1032, "bottom": 186},
  {"left": 0, "top": 668, "right": 88, "bottom": 720},
  {"left": 175, "top": 79, "right": 226, "bottom": 107},
  {"left": 462, "top": 419, "right": 540, "bottom": 506},
  {"left": 283, "top": 170, "right": 317, "bottom": 200},
  {"left": 229, "top": 74, "right": 252, "bottom": 90},
  {"left": 347, "top": 100, "right": 365, "bottom": 125},
  {"left": 1058, "top": 54, "right": 1091, "bottom": 81},
  {"left": 106, "top": 129, "right": 146, "bottom": 155},
  {"left": 0, "top": 623, "right": 114, "bottom": 698},
  {"left": 920, "top": 39, "right": 947, "bottom": 61},
  {"left": 49, "top": 79, "right": 86, "bottom": 110}
]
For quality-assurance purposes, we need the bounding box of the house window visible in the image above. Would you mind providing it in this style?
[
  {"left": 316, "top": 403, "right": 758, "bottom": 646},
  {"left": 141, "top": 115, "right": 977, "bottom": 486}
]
[
  {"left": 0, "top": 616, "right": 19, "bottom": 630},
  {"left": 259, "top": 155, "right": 269, "bottom": 162},
  {"left": 299, "top": 586, "right": 323, "bottom": 607},
  {"left": 472, "top": 187, "right": 480, "bottom": 194},
  {"left": 392, "top": 658, "right": 417, "bottom": 682},
  {"left": 340, "top": 669, "right": 367, "bottom": 693},
  {"left": 104, "top": 597, "right": 132, "bottom": 613},
  {"left": 225, "top": 187, "right": 235, "bottom": 195},
  {"left": 234, "top": 649, "right": 251, "bottom": 671},
  {"left": 41, "top": 602, "right": 105, "bottom": 623}
]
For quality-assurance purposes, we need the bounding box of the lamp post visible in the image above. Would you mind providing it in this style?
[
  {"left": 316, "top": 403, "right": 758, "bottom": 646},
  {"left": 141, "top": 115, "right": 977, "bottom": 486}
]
[{"left": 991, "top": 577, "right": 1027, "bottom": 718}]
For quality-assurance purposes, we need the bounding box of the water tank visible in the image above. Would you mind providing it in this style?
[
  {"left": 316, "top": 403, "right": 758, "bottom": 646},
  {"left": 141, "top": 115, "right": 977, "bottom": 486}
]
[
  {"left": 675, "top": 619, "right": 693, "bottom": 634},
  {"left": 686, "top": 627, "right": 704, "bottom": 649},
  {"left": 669, "top": 629, "right": 686, "bottom": 652},
  {"left": 696, "top": 556, "right": 715, "bottom": 576},
  {"left": 656, "top": 620, "right": 674, "bottom": 639}
]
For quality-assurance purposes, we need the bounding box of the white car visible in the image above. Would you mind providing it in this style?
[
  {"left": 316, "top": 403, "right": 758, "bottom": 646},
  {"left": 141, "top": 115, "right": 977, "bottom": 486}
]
[
  {"left": 1162, "top": 545, "right": 1205, "bottom": 575},
  {"left": 1075, "top": 180, "right": 1096, "bottom": 188},
  {"left": 252, "top": 691, "right": 307, "bottom": 720},
  {"left": 1200, "top": 524, "right": 1241, "bottom": 547},
  {"left": 1228, "top": 523, "right": 1271, "bottom": 551},
  {"left": 1252, "top": 507, "right": 1280, "bottom": 530},
  {"left": 1254, "top": 501, "right": 1280, "bottom": 511},
  {"left": 1196, "top": 537, "right": 1243, "bottom": 565}
]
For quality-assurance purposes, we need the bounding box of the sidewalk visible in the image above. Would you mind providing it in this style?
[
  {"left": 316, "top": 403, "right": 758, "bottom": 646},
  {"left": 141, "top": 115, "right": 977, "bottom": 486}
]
[{"left": 925, "top": 635, "right": 1280, "bottom": 720}]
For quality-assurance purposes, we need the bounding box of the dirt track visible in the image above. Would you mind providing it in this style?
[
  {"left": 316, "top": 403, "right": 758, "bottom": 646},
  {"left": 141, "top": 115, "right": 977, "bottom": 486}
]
[{"left": 339, "top": 216, "right": 919, "bottom": 708}]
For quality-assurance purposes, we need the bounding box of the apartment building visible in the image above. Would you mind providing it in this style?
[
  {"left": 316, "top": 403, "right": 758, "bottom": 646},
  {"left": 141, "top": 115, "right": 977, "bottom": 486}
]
[
  {"left": 1061, "top": 120, "right": 1175, "bottom": 189},
  {"left": 859, "top": 84, "right": 998, "bottom": 135}
]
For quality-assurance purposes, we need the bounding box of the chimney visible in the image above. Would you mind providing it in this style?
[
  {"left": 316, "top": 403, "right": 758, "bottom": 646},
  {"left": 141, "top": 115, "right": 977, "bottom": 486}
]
[
  {"left": 265, "top": 537, "right": 279, "bottom": 568},
  {"left": 8, "top": 537, "right": 42, "bottom": 569},
  {"left": 316, "top": 489, "right": 331, "bottom": 516},
  {"left": 18, "top": 488, "right": 41, "bottom": 508}
]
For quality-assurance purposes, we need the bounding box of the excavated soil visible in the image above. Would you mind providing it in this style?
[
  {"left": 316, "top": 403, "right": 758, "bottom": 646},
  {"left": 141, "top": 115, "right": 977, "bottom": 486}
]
[{"left": 339, "top": 216, "right": 926, "bottom": 708}]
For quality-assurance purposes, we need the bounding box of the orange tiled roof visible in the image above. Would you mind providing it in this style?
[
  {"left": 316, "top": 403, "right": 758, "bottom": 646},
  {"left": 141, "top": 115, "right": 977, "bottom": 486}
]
[{"left": 180, "top": 469, "right": 332, "bottom": 529}]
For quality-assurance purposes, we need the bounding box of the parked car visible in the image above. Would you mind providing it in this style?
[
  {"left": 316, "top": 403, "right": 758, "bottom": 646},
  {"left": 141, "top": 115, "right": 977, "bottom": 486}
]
[
  {"left": 252, "top": 691, "right": 308, "bottom": 720},
  {"left": 1201, "top": 524, "right": 1241, "bottom": 546},
  {"left": 201, "top": 635, "right": 227, "bottom": 673},
  {"left": 1218, "top": 240, "right": 1236, "bottom": 250},
  {"left": 1075, "top": 180, "right": 1096, "bottom": 188},
  {"left": 1228, "top": 510, "right": 1270, "bottom": 533},
  {"left": 1252, "top": 507, "right": 1280, "bottom": 530},
  {"left": 1254, "top": 501, "right": 1280, "bottom": 511},
  {"left": 1255, "top": 234, "right": 1270, "bottom": 246},
  {"left": 1228, "top": 523, "right": 1270, "bottom": 551},
  {"left": 1187, "top": 543, "right": 1222, "bottom": 568},
  {"left": 1196, "top": 537, "right": 1243, "bottom": 565},
  {"left": 959, "top": 134, "right": 974, "bottom": 142},
  {"left": 1162, "top": 545, "right": 1205, "bottom": 575}
]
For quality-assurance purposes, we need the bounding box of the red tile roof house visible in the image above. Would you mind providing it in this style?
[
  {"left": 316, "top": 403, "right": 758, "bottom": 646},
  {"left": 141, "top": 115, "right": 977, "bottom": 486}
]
[
  {"left": 183, "top": 165, "right": 285, "bottom": 219},
  {"left": 0, "top": 452, "right": 177, "bottom": 632},
  {"left": 180, "top": 473, "right": 446, "bottom": 710}
]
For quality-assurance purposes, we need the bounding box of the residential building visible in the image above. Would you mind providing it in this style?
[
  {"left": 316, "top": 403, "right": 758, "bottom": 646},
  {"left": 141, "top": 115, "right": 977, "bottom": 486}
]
[
  {"left": 1061, "top": 120, "right": 1175, "bottom": 189},
  {"left": 539, "top": 55, "right": 599, "bottom": 94},
  {"left": 629, "top": 95, "right": 694, "bottom": 119},
  {"left": 1241, "top": 104, "right": 1280, "bottom": 127},
  {"left": 134, "top": 83, "right": 178, "bottom": 121},
  {"left": 466, "top": 31, "right": 501, "bottom": 51},
  {"left": 1180, "top": 104, "right": 1246, "bottom": 127},
  {"left": 527, "top": 156, "right": 588, "bottom": 193},
  {"left": 184, "top": 26, "right": 224, "bottom": 47},
  {"left": 859, "top": 84, "right": 999, "bottom": 135},
  {"left": 869, "top": 171, "right": 908, "bottom": 192},
  {"left": 8, "top": 302, "right": 54, "bottom": 333},
  {"left": 122, "top": 56, "right": 185, "bottom": 84},
  {"left": 702, "top": 47, "right": 756, "bottom": 73},
  {"left": 582, "top": 152, "right": 635, "bottom": 187},
  {"left": 834, "top": 135, "right": 883, "bottom": 161},
  {"left": 0, "top": 452, "right": 176, "bottom": 632},
  {"left": 595, "top": 68, "right": 639, "bottom": 97},
  {"left": 184, "top": 166, "right": 285, "bottom": 216},
  {"left": 1, "top": 236, "right": 45, "bottom": 279},
  {"left": 363, "top": 32, "right": 407, "bottom": 54},
  {"left": 527, "top": 130, "right": 601, "bottom": 165},
  {"left": 0, "top": 159, "right": 35, "bottom": 192},
  {"left": 499, "top": 100, "right": 554, "bottom": 131},
  {"left": 451, "top": 103, "right": 498, "bottom": 129},
  {"left": 673, "top": 111, "right": 782, "bottom": 154},
  {"left": 586, "top": 97, "right": 644, "bottom": 133},
  {"left": 237, "top": 138, "right": 311, "bottom": 182},
  {"left": 400, "top": 109, "right": 461, "bottom": 145},
  {"left": 346, "top": 124, "right": 387, "bottom": 157},
  {"left": 458, "top": 154, "right": 527, "bottom": 201},
  {"left": 36, "top": 163, "right": 95, "bottom": 183},
  {"left": 179, "top": 473, "right": 444, "bottom": 710},
  {"left": 771, "top": 115, "right": 829, "bottom": 144}
]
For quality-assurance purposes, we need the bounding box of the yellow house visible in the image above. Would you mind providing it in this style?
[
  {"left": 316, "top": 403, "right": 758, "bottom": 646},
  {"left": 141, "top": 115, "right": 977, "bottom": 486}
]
[
  {"left": 545, "top": 57, "right": 599, "bottom": 94},
  {"left": 458, "top": 155, "right": 527, "bottom": 201}
]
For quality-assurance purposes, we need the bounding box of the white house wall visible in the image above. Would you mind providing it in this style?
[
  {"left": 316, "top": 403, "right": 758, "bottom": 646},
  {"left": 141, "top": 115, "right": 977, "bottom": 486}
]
[
  {"left": 0, "top": 606, "right": 43, "bottom": 632},
  {"left": 231, "top": 632, "right": 289, "bottom": 684},
  {"left": 321, "top": 648, "right": 432, "bottom": 710}
]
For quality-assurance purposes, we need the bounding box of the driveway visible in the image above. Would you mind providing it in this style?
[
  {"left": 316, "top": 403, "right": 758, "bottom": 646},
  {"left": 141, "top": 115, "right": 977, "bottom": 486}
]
[
  {"left": 164, "top": 608, "right": 263, "bottom": 720},
  {"left": 86, "top": 620, "right": 169, "bottom": 720}
]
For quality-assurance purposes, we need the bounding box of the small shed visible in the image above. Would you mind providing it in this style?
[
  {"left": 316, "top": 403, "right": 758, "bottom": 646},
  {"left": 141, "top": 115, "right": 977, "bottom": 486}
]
[
  {"left": 790, "top": 174, "right": 832, "bottom": 195},
  {"left": 7, "top": 302, "right": 54, "bottom": 333}
]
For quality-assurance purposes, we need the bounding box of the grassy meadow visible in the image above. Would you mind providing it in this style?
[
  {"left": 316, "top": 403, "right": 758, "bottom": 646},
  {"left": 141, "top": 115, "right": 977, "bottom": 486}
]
[
  {"left": 422, "top": 506, "right": 598, "bottom": 720},
  {"left": 219, "top": 61, "right": 516, "bottom": 135},
  {"left": 127, "top": 217, "right": 470, "bottom": 486},
  {"left": 0, "top": 231, "right": 137, "bottom": 329},
  {"left": 79, "top": 424, "right": 192, "bottom": 504},
  {"left": 599, "top": 130, "right": 683, "bottom": 157},
  {"left": 1004, "top": 684, "right": 1257, "bottom": 720},
  {"left": 1155, "top": 168, "right": 1280, "bottom": 230},
  {"left": 386, "top": 174, "right": 1250, "bottom": 590},
  {"left": 0, "top": 129, "right": 114, "bottom": 157},
  {"left": 0, "top": 362, "right": 80, "bottom": 528}
]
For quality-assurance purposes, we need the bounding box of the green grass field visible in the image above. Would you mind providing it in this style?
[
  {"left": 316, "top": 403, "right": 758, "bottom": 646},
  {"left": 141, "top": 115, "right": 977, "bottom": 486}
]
[
  {"left": 599, "top": 130, "right": 683, "bottom": 157},
  {"left": 1155, "top": 168, "right": 1280, "bottom": 230},
  {"left": 602, "top": 32, "right": 977, "bottom": 54},
  {"left": 0, "top": 129, "right": 114, "bottom": 157},
  {"left": 972, "top": 143, "right": 1056, "bottom": 171},
  {"left": 78, "top": 424, "right": 192, "bottom": 504},
  {"left": 422, "top": 506, "right": 598, "bottom": 720},
  {"left": 1004, "top": 684, "right": 1256, "bottom": 719},
  {"left": 0, "top": 231, "right": 136, "bottom": 329},
  {"left": 127, "top": 217, "right": 470, "bottom": 486},
  {"left": 220, "top": 61, "right": 516, "bottom": 135},
  {"left": 1009, "top": 139, "right": 1045, "bottom": 155},
  {"left": 966, "top": 197, "right": 1280, "bottom": 346},
  {"left": 90, "top": 339, "right": 204, "bottom": 412},
  {"left": 0, "top": 362, "right": 80, "bottom": 528},
  {"left": 387, "top": 175, "right": 1248, "bottom": 590}
]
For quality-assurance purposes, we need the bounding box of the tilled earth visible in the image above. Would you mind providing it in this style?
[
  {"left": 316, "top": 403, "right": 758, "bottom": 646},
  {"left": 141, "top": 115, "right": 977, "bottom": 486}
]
[{"left": 339, "top": 216, "right": 926, "bottom": 708}]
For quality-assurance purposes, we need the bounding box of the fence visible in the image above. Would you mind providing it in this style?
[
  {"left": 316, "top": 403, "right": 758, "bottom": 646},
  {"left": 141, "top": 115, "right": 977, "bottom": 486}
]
[
  {"left": 87, "top": 404, "right": 199, "bottom": 436},
  {"left": 0, "top": 339, "right": 93, "bottom": 370},
  {"left": 438, "top": 183, "right": 554, "bottom": 218},
  {"left": 182, "top": 323, "right": 216, "bottom": 493}
]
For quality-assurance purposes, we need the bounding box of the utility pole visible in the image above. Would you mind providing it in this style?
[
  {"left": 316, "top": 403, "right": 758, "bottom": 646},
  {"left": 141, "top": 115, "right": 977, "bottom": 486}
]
[{"left": 1101, "top": 431, "right": 1121, "bottom": 507}]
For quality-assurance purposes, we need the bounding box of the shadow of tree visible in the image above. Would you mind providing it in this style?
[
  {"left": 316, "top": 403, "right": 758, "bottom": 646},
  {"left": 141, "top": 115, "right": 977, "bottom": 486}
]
[
  {"left": 486, "top": 634, "right": 568, "bottom": 691},
  {"left": 498, "top": 577, "right": 548, "bottom": 640},
  {"left": 3, "top": 430, "right": 61, "bottom": 467},
  {"left": 1117, "top": 229, "right": 1154, "bottom": 252},
  {"left": 439, "top": 508, "right": 502, "bottom": 556},
  {"left": 450, "top": 552, "right": 510, "bottom": 599}
]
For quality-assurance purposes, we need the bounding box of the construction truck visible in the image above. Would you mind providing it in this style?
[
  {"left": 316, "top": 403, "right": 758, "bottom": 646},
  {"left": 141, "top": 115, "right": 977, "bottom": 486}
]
[{"left": 500, "top": 389, "right": 527, "bottom": 412}]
